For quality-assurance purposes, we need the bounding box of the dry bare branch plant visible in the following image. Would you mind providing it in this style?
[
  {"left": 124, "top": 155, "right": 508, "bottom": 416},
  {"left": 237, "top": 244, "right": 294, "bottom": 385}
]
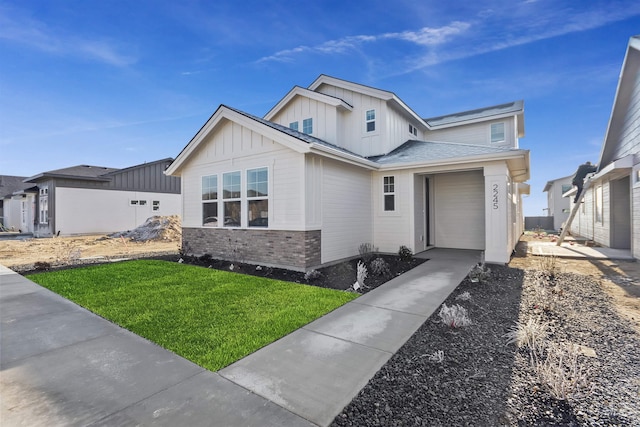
[
  {"left": 536, "top": 254, "right": 562, "bottom": 279},
  {"left": 438, "top": 304, "right": 472, "bottom": 328},
  {"left": 534, "top": 342, "right": 589, "bottom": 400},
  {"left": 356, "top": 261, "right": 368, "bottom": 288},
  {"left": 504, "top": 316, "right": 548, "bottom": 351}
]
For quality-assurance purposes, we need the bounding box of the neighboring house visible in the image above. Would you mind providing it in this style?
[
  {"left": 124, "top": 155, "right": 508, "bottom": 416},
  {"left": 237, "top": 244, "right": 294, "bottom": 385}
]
[
  {"left": 166, "top": 75, "right": 530, "bottom": 271},
  {"left": 542, "top": 175, "right": 573, "bottom": 231},
  {"left": 17, "top": 158, "right": 181, "bottom": 236},
  {"left": 0, "top": 175, "right": 33, "bottom": 232},
  {"left": 568, "top": 35, "right": 639, "bottom": 257}
]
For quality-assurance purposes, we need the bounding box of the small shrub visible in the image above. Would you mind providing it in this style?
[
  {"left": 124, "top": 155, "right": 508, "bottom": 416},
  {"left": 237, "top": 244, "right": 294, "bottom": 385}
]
[
  {"left": 455, "top": 291, "right": 472, "bottom": 301},
  {"left": 358, "top": 243, "right": 378, "bottom": 263},
  {"left": 370, "top": 257, "right": 391, "bottom": 277},
  {"left": 398, "top": 245, "right": 413, "bottom": 262},
  {"left": 537, "top": 255, "right": 562, "bottom": 279},
  {"left": 469, "top": 263, "right": 491, "bottom": 284},
  {"left": 534, "top": 342, "right": 589, "bottom": 400},
  {"left": 304, "top": 269, "right": 322, "bottom": 281},
  {"left": 438, "top": 303, "right": 472, "bottom": 328},
  {"left": 356, "top": 261, "right": 368, "bottom": 288},
  {"left": 504, "top": 316, "right": 548, "bottom": 350},
  {"left": 427, "top": 350, "right": 445, "bottom": 363},
  {"left": 34, "top": 261, "right": 51, "bottom": 271}
]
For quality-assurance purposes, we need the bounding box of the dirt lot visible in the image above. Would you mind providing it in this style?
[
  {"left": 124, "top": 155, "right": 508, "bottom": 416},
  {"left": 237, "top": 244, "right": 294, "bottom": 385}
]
[{"left": 510, "top": 232, "right": 640, "bottom": 332}]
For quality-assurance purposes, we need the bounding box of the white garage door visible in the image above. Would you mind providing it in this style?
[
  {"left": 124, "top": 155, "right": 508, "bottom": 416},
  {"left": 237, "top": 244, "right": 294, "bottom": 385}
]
[{"left": 433, "top": 170, "right": 485, "bottom": 250}]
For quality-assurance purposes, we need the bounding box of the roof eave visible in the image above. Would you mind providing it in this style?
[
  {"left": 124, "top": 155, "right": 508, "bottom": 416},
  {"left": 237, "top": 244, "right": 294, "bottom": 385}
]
[
  {"left": 264, "top": 86, "right": 353, "bottom": 121},
  {"left": 308, "top": 144, "right": 378, "bottom": 170}
]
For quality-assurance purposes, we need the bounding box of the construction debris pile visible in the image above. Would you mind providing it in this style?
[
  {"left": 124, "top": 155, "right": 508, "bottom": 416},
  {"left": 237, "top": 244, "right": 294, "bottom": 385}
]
[{"left": 109, "top": 215, "right": 181, "bottom": 242}]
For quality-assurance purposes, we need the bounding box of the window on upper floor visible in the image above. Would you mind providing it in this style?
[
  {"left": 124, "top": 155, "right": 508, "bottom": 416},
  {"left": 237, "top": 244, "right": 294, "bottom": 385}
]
[
  {"left": 409, "top": 124, "right": 418, "bottom": 137},
  {"left": 290, "top": 121, "right": 299, "bottom": 131},
  {"left": 383, "top": 176, "right": 395, "bottom": 211},
  {"left": 366, "top": 109, "right": 376, "bottom": 132},
  {"left": 491, "top": 122, "right": 505, "bottom": 143},
  {"left": 561, "top": 184, "right": 572, "bottom": 194},
  {"left": 303, "top": 118, "right": 313, "bottom": 134}
]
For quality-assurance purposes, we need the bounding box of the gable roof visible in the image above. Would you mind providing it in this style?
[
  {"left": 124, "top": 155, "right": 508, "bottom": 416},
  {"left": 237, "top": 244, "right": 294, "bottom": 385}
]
[
  {"left": 264, "top": 86, "right": 353, "bottom": 121},
  {"left": 307, "top": 74, "right": 430, "bottom": 131},
  {"left": 165, "top": 104, "right": 378, "bottom": 176},
  {"left": 598, "top": 35, "right": 640, "bottom": 169}
]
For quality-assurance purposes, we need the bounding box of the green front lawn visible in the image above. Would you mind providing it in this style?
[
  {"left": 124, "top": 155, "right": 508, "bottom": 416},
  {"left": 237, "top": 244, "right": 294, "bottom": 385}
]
[{"left": 27, "top": 260, "right": 357, "bottom": 371}]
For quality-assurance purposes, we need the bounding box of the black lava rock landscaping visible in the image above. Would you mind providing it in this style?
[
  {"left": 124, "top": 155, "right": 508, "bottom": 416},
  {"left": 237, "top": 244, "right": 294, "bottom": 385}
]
[{"left": 331, "top": 265, "right": 640, "bottom": 426}]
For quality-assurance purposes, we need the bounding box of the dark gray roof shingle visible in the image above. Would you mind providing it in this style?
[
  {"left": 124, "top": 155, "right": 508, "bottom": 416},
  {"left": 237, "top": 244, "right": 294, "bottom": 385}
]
[{"left": 369, "top": 140, "right": 519, "bottom": 165}]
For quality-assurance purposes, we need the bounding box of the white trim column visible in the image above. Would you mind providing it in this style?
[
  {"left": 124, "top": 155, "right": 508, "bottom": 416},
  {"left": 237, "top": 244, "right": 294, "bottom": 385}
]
[{"left": 484, "top": 163, "right": 510, "bottom": 264}]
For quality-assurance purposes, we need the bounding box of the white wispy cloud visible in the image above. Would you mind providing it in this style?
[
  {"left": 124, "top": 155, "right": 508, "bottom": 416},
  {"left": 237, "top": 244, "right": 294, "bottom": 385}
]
[
  {"left": 0, "top": 6, "right": 135, "bottom": 67},
  {"left": 257, "top": 2, "right": 640, "bottom": 74},
  {"left": 257, "top": 21, "right": 470, "bottom": 63}
]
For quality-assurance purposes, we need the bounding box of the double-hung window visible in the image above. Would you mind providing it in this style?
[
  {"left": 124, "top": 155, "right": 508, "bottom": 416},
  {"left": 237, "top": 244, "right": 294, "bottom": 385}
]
[
  {"left": 202, "top": 175, "right": 218, "bottom": 226},
  {"left": 223, "top": 171, "right": 241, "bottom": 226},
  {"left": 490, "top": 122, "right": 505, "bottom": 143},
  {"left": 247, "top": 167, "right": 268, "bottom": 227},
  {"left": 366, "top": 109, "right": 376, "bottom": 132},
  {"left": 383, "top": 176, "right": 395, "bottom": 211},
  {"left": 303, "top": 118, "right": 313, "bottom": 134}
]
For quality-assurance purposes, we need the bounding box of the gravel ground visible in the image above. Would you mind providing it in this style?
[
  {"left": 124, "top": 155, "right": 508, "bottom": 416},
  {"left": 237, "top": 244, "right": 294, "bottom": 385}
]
[{"left": 332, "top": 265, "right": 640, "bottom": 426}]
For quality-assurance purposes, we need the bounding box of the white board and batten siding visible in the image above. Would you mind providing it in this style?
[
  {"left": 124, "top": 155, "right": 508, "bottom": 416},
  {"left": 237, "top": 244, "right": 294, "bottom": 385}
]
[
  {"left": 180, "top": 120, "right": 306, "bottom": 230},
  {"left": 270, "top": 96, "right": 339, "bottom": 146},
  {"left": 371, "top": 170, "right": 413, "bottom": 254},
  {"left": 433, "top": 171, "right": 485, "bottom": 250},
  {"left": 320, "top": 158, "right": 373, "bottom": 264},
  {"left": 427, "top": 118, "right": 516, "bottom": 149},
  {"left": 55, "top": 188, "right": 180, "bottom": 235}
]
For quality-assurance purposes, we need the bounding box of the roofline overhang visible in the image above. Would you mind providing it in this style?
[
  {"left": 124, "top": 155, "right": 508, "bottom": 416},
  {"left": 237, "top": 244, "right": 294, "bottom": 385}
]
[
  {"left": 166, "top": 105, "right": 316, "bottom": 176},
  {"left": 518, "top": 183, "right": 531, "bottom": 195},
  {"left": 377, "top": 149, "right": 530, "bottom": 181},
  {"left": 597, "top": 35, "right": 640, "bottom": 168},
  {"left": 308, "top": 74, "right": 429, "bottom": 131},
  {"left": 24, "top": 173, "right": 112, "bottom": 183},
  {"left": 589, "top": 154, "right": 633, "bottom": 182},
  {"left": 425, "top": 105, "right": 524, "bottom": 132},
  {"left": 264, "top": 86, "right": 353, "bottom": 121},
  {"left": 308, "top": 143, "right": 378, "bottom": 170}
]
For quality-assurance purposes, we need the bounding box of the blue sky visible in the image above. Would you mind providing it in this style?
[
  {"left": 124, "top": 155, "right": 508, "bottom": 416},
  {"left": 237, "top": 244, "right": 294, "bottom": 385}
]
[{"left": 1, "top": 0, "right": 639, "bottom": 216}]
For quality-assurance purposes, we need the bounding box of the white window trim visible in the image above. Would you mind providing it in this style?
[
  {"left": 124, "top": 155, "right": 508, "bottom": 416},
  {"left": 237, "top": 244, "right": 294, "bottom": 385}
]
[
  {"left": 490, "top": 122, "right": 506, "bottom": 144},
  {"left": 382, "top": 175, "right": 397, "bottom": 213},
  {"left": 365, "top": 109, "right": 376, "bottom": 133},
  {"left": 222, "top": 170, "right": 242, "bottom": 228},
  {"left": 202, "top": 174, "right": 219, "bottom": 227},
  {"left": 246, "top": 166, "right": 270, "bottom": 228},
  {"left": 303, "top": 118, "right": 313, "bottom": 135}
]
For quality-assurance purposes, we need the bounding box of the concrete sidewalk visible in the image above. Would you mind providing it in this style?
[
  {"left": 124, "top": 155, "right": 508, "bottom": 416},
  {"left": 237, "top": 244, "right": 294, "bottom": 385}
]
[{"left": 1, "top": 248, "right": 479, "bottom": 426}]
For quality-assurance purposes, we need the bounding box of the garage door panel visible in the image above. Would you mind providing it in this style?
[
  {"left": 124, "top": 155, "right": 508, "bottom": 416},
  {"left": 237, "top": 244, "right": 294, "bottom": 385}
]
[{"left": 434, "top": 171, "right": 485, "bottom": 250}]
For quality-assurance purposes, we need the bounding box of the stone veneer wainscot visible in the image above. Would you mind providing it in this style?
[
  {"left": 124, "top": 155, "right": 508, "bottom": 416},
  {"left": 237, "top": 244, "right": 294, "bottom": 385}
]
[{"left": 182, "top": 228, "right": 321, "bottom": 271}]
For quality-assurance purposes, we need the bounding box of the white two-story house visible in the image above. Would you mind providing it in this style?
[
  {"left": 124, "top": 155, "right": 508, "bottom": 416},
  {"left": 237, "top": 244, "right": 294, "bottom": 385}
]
[{"left": 166, "top": 75, "right": 530, "bottom": 271}]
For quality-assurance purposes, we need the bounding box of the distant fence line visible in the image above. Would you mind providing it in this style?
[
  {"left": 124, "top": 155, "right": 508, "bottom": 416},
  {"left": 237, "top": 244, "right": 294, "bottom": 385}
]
[{"left": 524, "top": 216, "right": 554, "bottom": 231}]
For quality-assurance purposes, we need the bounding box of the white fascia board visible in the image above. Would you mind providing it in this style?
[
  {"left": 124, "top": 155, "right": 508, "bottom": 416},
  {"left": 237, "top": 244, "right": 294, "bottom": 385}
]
[
  {"left": 308, "top": 75, "right": 394, "bottom": 100},
  {"left": 309, "top": 75, "right": 430, "bottom": 131},
  {"left": 264, "top": 86, "right": 352, "bottom": 121},
  {"left": 518, "top": 183, "right": 531, "bottom": 195},
  {"left": 598, "top": 37, "right": 640, "bottom": 167},
  {"left": 378, "top": 150, "right": 530, "bottom": 180},
  {"left": 428, "top": 110, "right": 524, "bottom": 131},
  {"left": 308, "top": 144, "right": 378, "bottom": 170},
  {"left": 165, "top": 106, "right": 310, "bottom": 176},
  {"left": 589, "top": 154, "right": 634, "bottom": 181}
]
